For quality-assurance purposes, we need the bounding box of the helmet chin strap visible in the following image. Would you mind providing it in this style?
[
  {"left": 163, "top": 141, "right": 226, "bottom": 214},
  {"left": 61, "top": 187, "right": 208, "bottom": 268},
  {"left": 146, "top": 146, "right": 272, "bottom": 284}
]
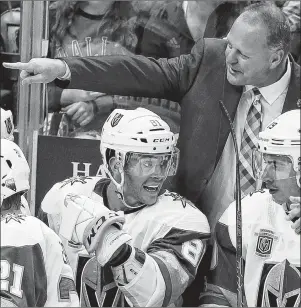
[
  {"left": 116, "top": 190, "right": 146, "bottom": 210},
  {"left": 107, "top": 165, "right": 146, "bottom": 210}
]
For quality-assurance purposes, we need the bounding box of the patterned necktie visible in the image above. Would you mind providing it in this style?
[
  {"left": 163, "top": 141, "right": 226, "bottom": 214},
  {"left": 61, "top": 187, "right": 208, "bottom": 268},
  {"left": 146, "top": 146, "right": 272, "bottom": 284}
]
[{"left": 239, "top": 88, "right": 262, "bottom": 196}]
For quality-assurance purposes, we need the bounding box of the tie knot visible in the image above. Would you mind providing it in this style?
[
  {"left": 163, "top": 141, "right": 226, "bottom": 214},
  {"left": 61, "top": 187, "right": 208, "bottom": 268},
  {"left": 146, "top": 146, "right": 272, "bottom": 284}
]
[
  {"left": 252, "top": 88, "right": 261, "bottom": 105},
  {"left": 253, "top": 88, "right": 260, "bottom": 95}
]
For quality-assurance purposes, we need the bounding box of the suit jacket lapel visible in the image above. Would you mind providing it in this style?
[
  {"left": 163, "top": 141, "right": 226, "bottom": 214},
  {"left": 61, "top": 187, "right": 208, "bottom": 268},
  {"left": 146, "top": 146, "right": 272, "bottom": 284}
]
[{"left": 283, "top": 56, "right": 300, "bottom": 112}]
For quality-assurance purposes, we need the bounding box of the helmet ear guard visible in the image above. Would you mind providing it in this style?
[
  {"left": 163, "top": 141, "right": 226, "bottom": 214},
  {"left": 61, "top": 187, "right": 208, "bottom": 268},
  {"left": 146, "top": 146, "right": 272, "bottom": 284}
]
[{"left": 104, "top": 149, "right": 125, "bottom": 193}]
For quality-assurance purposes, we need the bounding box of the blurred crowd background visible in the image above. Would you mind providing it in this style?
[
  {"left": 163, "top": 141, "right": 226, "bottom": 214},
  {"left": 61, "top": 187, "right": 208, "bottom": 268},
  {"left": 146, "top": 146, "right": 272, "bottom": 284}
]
[{"left": 1, "top": 0, "right": 299, "bottom": 140}]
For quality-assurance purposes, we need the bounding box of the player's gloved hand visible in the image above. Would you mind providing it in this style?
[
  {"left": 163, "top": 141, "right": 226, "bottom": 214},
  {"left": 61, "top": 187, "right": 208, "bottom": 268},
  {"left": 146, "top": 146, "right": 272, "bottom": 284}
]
[
  {"left": 285, "top": 196, "right": 300, "bottom": 234},
  {"left": 59, "top": 193, "right": 129, "bottom": 253},
  {"left": 94, "top": 226, "right": 132, "bottom": 266}
]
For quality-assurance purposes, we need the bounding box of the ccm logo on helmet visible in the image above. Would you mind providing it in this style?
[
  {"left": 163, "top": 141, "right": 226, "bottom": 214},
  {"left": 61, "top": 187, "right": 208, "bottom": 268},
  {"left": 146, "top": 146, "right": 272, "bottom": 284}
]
[{"left": 153, "top": 138, "right": 170, "bottom": 143}]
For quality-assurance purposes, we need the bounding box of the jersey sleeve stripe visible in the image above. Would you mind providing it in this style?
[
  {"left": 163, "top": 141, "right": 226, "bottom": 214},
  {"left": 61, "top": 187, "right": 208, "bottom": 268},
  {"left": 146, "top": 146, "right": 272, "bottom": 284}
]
[
  {"left": 149, "top": 227, "right": 210, "bottom": 249},
  {"left": 151, "top": 255, "right": 172, "bottom": 307},
  {"left": 199, "top": 292, "right": 231, "bottom": 307}
]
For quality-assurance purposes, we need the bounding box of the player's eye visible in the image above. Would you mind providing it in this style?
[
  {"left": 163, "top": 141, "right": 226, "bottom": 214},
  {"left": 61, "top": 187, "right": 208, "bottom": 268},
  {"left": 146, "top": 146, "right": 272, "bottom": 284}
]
[
  {"left": 240, "top": 52, "right": 249, "bottom": 60},
  {"left": 142, "top": 160, "right": 153, "bottom": 168},
  {"left": 161, "top": 158, "right": 169, "bottom": 166}
]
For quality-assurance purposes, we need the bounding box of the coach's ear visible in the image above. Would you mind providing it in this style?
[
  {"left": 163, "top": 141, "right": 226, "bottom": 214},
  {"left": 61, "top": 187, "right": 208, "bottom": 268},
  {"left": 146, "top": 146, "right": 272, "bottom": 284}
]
[{"left": 108, "top": 157, "right": 122, "bottom": 183}]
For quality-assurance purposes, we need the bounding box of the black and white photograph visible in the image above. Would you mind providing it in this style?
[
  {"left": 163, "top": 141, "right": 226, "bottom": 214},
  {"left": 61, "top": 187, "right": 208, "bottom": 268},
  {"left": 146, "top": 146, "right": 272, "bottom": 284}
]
[{"left": 0, "top": 0, "right": 300, "bottom": 307}]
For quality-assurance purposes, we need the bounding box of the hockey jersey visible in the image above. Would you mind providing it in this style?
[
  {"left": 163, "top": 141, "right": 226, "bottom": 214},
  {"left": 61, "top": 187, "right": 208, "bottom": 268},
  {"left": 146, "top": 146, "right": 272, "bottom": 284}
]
[
  {"left": 0, "top": 213, "right": 79, "bottom": 307},
  {"left": 41, "top": 175, "right": 210, "bottom": 307},
  {"left": 201, "top": 190, "right": 300, "bottom": 307}
]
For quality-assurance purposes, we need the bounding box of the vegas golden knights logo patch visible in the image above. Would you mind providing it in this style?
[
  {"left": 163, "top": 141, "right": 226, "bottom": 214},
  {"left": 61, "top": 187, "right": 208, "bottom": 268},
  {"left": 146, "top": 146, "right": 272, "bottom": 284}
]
[
  {"left": 258, "top": 260, "right": 301, "bottom": 307},
  {"left": 78, "top": 256, "right": 126, "bottom": 307},
  {"left": 255, "top": 229, "right": 278, "bottom": 258},
  {"left": 111, "top": 113, "right": 123, "bottom": 127},
  {"left": 5, "top": 118, "right": 13, "bottom": 135},
  {"left": 5, "top": 178, "right": 17, "bottom": 192}
]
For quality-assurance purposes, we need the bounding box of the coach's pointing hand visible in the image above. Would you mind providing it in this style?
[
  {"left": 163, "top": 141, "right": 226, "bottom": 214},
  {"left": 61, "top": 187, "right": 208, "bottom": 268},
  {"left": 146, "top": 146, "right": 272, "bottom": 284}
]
[{"left": 3, "top": 58, "right": 67, "bottom": 85}]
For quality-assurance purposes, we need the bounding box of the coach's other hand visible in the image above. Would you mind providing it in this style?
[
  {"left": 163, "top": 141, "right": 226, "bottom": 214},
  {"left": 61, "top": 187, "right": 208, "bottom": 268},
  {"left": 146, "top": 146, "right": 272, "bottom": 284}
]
[
  {"left": 3, "top": 58, "right": 67, "bottom": 85},
  {"left": 285, "top": 196, "right": 300, "bottom": 234}
]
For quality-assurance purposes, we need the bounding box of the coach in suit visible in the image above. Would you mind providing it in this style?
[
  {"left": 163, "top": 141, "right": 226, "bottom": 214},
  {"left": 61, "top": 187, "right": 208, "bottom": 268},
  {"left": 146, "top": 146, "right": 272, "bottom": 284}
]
[{"left": 4, "top": 3, "right": 300, "bottom": 227}]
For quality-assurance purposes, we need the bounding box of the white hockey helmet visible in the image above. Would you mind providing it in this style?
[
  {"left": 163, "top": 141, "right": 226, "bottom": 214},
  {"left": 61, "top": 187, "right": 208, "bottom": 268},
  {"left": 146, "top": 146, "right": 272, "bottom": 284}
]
[
  {"left": 1, "top": 108, "right": 14, "bottom": 141},
  {"left": 100, "top": 108, "right": 179, "bottom": 208},
  {"left": 101, "top": 107, "right": 176, "bottom": 154},
  {"left": 254, "top": 109, "right": 301, "bottom": 186},
  {"left": 1, "top": 139, "right": 30, "bottom": 205}
]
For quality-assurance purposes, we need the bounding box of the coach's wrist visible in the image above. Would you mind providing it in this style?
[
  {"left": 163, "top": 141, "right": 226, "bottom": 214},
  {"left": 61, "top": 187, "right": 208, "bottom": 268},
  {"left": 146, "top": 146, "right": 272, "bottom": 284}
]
[{"left": 57, "top": 60, "right": 71, "bottom": 80}]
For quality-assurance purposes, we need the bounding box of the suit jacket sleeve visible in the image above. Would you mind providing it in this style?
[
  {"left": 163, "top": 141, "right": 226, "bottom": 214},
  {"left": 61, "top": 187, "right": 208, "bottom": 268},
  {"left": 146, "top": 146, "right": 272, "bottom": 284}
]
[{"left": 57, "top": 40, "right": 204, "bottom": 103}]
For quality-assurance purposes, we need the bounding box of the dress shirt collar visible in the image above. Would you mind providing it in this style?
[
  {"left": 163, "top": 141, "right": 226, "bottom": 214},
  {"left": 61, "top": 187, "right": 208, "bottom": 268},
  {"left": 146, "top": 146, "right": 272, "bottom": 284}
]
[{"left": 245, "top": 58, "right": 291, "bottom": 105}]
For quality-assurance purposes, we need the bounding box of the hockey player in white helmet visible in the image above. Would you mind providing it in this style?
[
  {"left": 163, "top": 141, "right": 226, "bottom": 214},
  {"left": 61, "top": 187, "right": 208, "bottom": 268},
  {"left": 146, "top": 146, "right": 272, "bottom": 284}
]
[
  {"left": 200, "top": 110, "right": 300, "bottom": 307},
  {"left": 1, "top": 107, "right": 14, "bottom": 141},
  {"left": 1, "top": 107, "right": 31, "bottom": 215},
  {"left": 42, "top": 108, "right": 210, "bottom": 307},
  {"left": 1, "top": 139, "right": 79, "bottom": 307}
]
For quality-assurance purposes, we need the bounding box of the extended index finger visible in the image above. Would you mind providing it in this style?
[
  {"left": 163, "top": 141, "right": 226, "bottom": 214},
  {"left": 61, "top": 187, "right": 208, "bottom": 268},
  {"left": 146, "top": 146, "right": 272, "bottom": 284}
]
[{"left": 3, "top": 62, "right": 32, "bottom": 71}]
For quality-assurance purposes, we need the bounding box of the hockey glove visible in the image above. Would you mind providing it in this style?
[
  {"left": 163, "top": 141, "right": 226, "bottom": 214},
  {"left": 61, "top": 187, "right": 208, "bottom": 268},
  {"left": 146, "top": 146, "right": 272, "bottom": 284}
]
[
  {"left": 59, "top": 193, "right": 129, "bottom": 253},
  {"left": 94, "top": 225, "right": 132, "bottom": 266}
]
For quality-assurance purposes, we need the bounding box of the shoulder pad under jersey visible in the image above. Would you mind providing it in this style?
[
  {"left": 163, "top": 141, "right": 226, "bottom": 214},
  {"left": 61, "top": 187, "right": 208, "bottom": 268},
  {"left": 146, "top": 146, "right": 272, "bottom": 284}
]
[{"left": 41, "top": 176, "right": 106, "bottom": 214}]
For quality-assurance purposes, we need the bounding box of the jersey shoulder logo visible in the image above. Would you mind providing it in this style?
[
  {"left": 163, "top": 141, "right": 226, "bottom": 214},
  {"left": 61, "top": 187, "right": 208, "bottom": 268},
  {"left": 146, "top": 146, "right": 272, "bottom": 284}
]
[
  {"left": 1, "top": 213, "right": 25, "bottom": 224},
  {"left": 164, "top": 191, "right": 196, "bottom": 209},
  {"left": 60, "top": 176, "right": 93, "bottom": 188},
  {"left": 254, "top": 229, "right": 278, "bottom": 258}
]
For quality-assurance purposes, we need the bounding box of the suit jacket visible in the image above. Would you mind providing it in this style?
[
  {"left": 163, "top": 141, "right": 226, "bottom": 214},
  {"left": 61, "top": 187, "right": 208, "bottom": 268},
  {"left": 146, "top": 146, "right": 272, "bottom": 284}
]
[{"left": 60, "top": 38, "right": 300, "bottom": 207}]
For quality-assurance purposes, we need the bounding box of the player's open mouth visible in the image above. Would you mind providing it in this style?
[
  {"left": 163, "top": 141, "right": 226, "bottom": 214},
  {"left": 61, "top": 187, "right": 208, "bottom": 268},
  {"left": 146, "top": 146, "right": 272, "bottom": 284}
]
[{"left": 143, "top": 185, "right": 160, "bottom": 193}]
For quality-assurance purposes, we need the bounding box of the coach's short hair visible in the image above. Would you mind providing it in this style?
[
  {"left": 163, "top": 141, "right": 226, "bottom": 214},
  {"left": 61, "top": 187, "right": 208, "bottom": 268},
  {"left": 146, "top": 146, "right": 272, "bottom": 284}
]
[{"left": 242, "top": 2, "right": 291, "bottom": 54}]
